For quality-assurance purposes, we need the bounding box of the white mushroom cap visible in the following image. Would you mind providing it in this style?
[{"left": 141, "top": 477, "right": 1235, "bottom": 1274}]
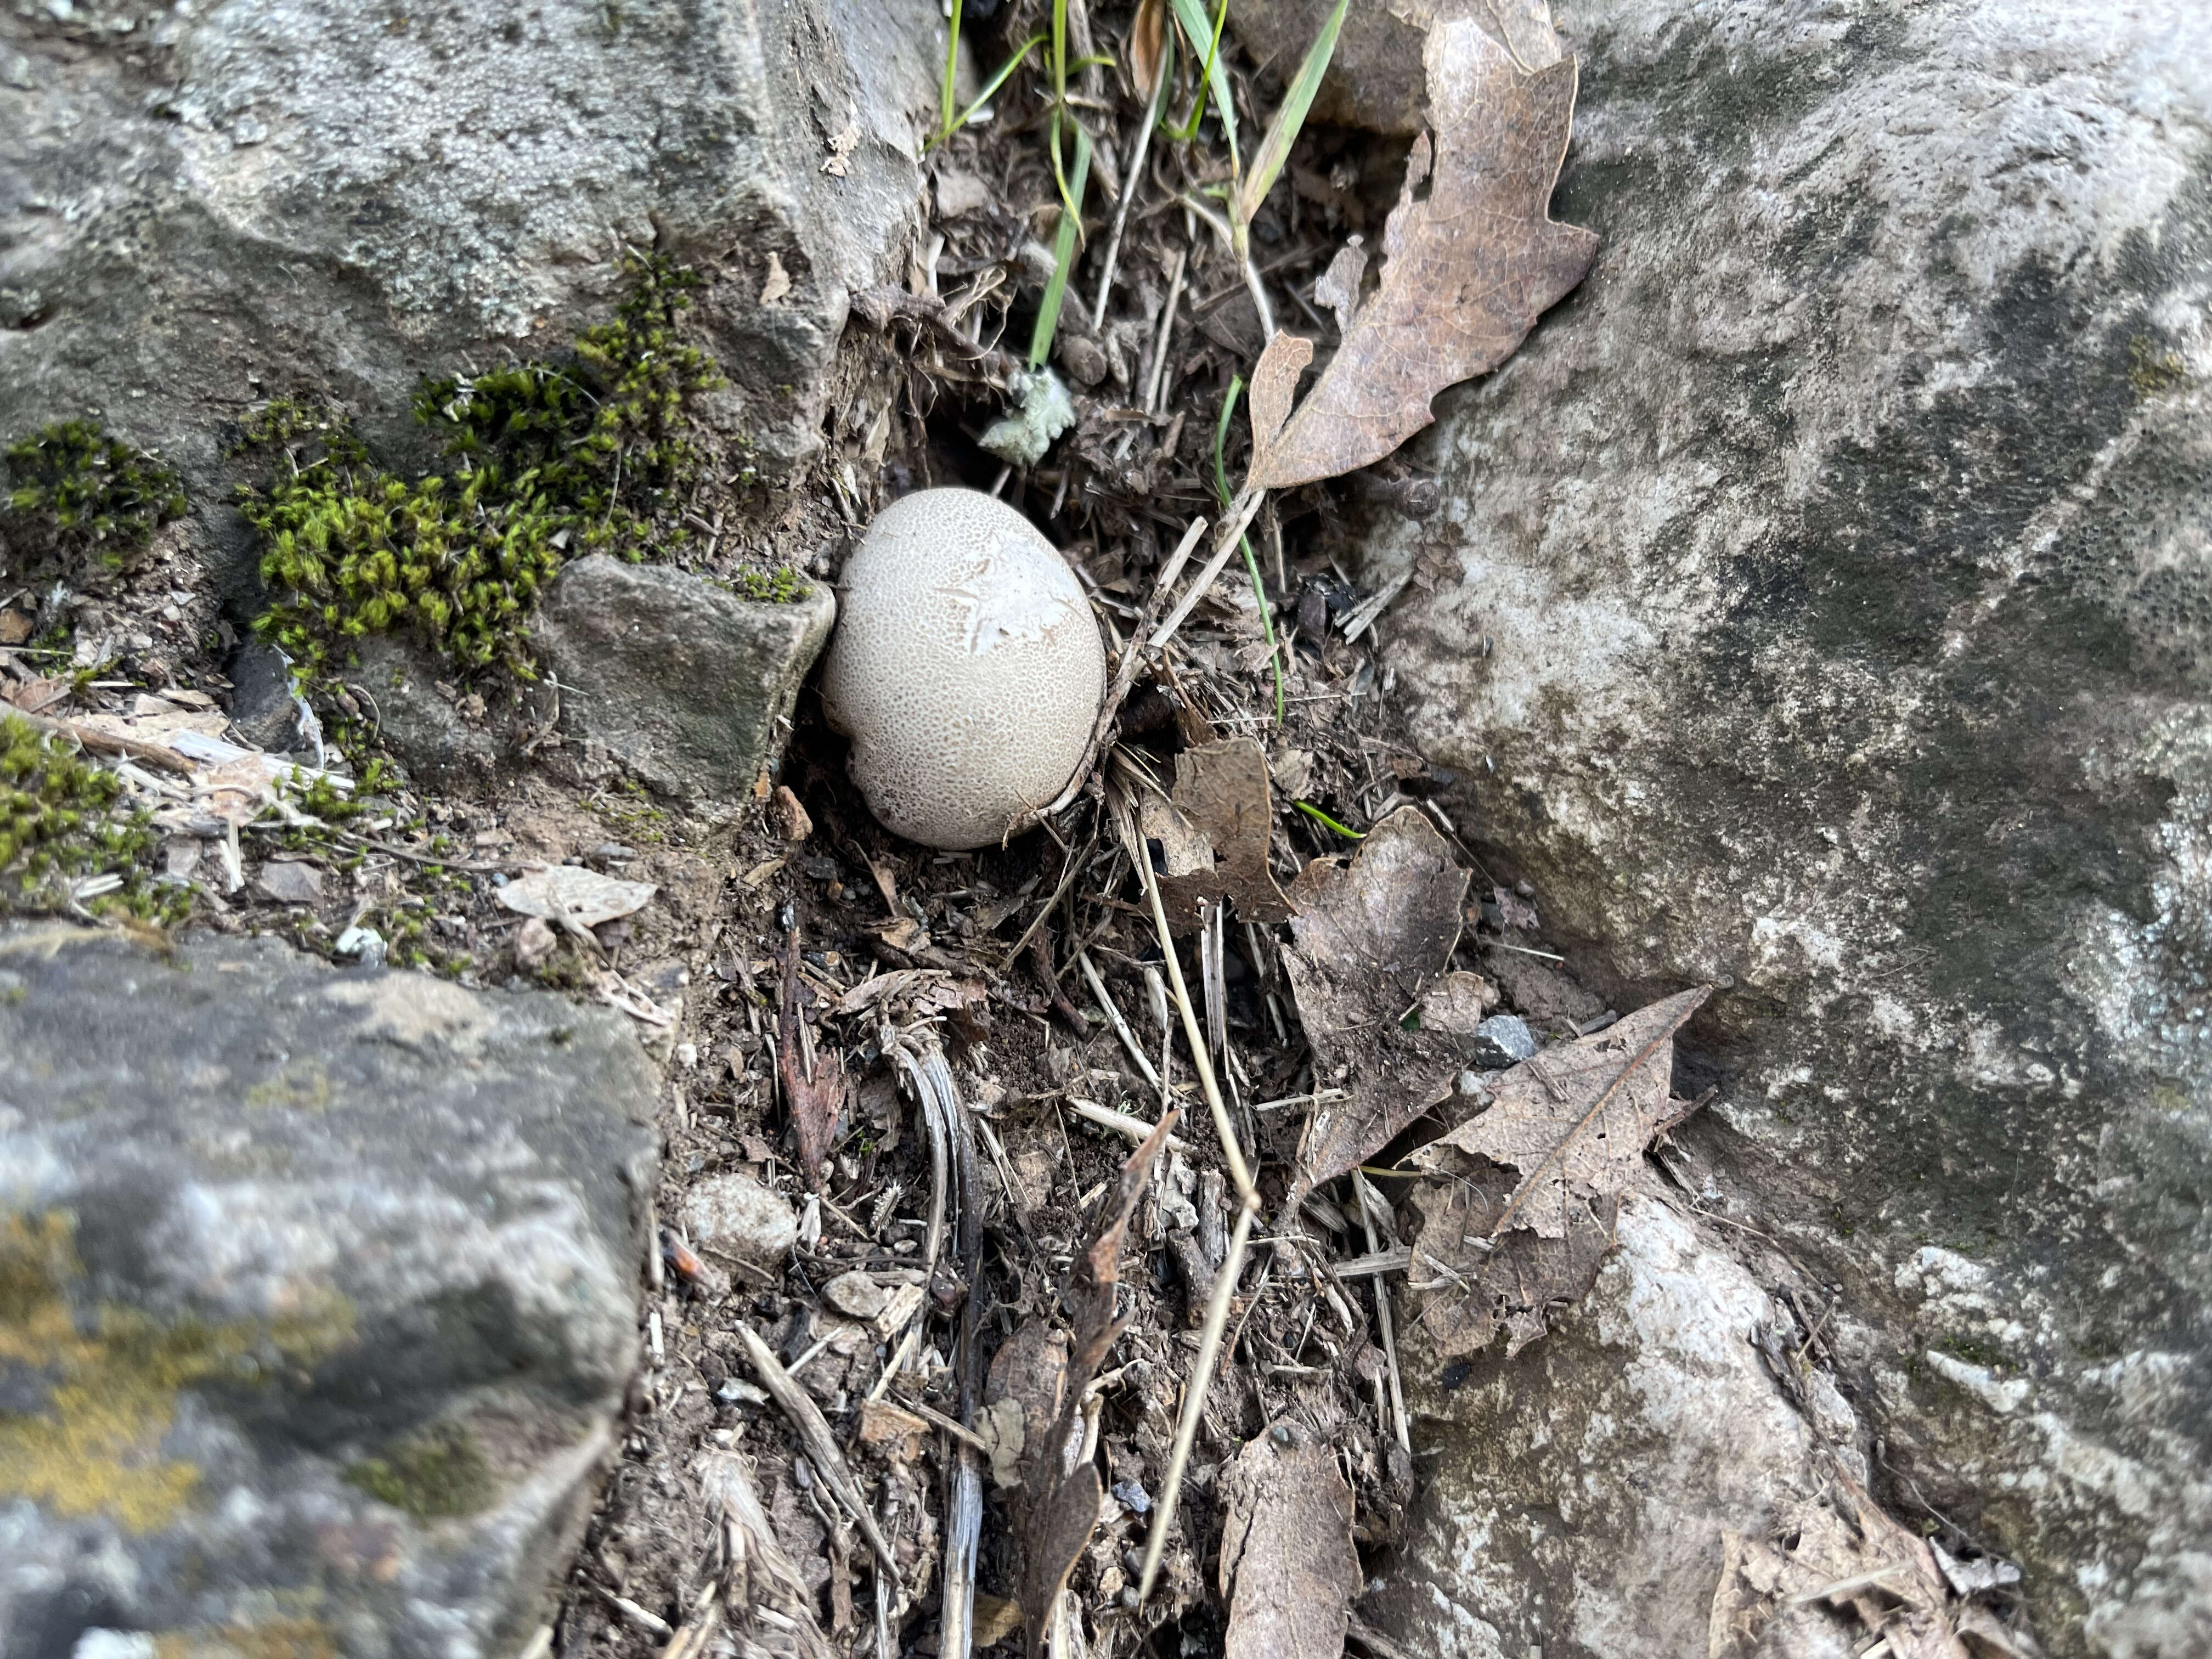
[{"left": 820, "top": 488, "right": 1106, "bottom": 850}]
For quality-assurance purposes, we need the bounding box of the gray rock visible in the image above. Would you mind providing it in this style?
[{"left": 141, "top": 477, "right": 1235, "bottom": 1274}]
[
  {"left": 821, "top": 1270, "right": 890, "bottom": 1322},
  {"left": 253, "top": 857, "right": 323, "bottom": 905},
  {"left": 0, "top": 924, "right": 658, "bottom": 1659},
  {"left": 1364, "top": 3, "right": 2212, "bottom": 1649},
  {"left": 684, "top": 1172, "right": 798, "bottom": 1271},
  {"left": 1377, "top": 1193, "right": 1870, "bottom": 1656},
  {"left": 1466, "top": 1013, "right": 1536, "bottom": 1069},
  {"left": 224, "top": 639, "right": 305, "bottom": 754},
  {"left": 533, "top": 556, "right": 837, "bottom": 811},
  {"left": 344, "top": 630, "right": 517, "bottom": 789},
  {"left": 0, "top": 0, "right": 936, "bottom": 496}
]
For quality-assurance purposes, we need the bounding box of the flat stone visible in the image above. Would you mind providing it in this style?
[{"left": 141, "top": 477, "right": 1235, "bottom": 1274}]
[
  {"left": 0, "top": 924, "right": 658, "bottom": 1658},
  {"left": 1466, "top": 1013, "right": 1537, "bottom": 1070},
  {"left": 533, "top": 557, "right": 837, "bottom": 811},
  {"left": 821, "top": 1270, "right": 890, "bottom": 1322},
  {"left": 253, "top": 858, "right": 324, "bottom": 905},
  {"left": 684, "top": 1172, "right": 798, "bottom": 1269},
  {"left": 1362, "top": 2, "right": 2212, "bottom": 1646}
]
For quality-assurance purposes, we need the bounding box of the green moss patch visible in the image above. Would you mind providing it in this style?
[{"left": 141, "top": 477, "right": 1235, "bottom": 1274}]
[
  {"left": 1, "top": 419, "right": 187, "bottom": 578},
  {"left": 1, "top": 713, "right": 185, "bottom": 923},
  {"left": 344, "top": 1423, "right": 494, "bottom": 1520},
  {"left": 240, "top": 253, "right": 723, "bottom": 685}
]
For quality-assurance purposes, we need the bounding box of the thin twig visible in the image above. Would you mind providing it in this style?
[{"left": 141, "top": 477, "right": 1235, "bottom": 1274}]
[
  {"left": 1137, "top": 1204, "right": 1255, "bottom": 1601},
  {"left": 1077, "top": 950, "right": 1164, "bottom": 1090},
  {"left": 1066, "top": 1095, "right": 1190, "bottom": 1152},
  {"left": 735, "top": 1324, "right": 898, "bottom": 1572},
  {"left": 1355, "top": 1171, "right": 1412, "bottom": 1454},
  {"left": 1092, "top": 47, "right": 1172, "bottom": 329}
]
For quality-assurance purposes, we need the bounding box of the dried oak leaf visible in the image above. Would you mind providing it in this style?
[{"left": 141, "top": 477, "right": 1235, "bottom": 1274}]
[
  {"left": 1018, "top": 1111, "right": 1177, "bottom": 1655},
  {"left": 1279, "top": 806, "right": 1474, "bottom": 1211},
  {"left": 1154, "top": 738, "right": 1296, "bottom": 933},
  {"left": 1407, "top": 986, "right": 1709, "bottom": 1357},
  {"left": 1248, "top": 20, "right": 1599, "bottom": 490},
  {"left": 1217, "top": 1421, "right": 1362, "bottom": 1659}
]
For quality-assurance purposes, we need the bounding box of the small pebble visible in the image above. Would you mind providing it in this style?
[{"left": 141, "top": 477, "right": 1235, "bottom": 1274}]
[
  {"left": 685, "top": 1172, "right": 797, "bottom": 1267},
  {"left": 1468, "top": 1013, "right": 1538, "bottom": 1069},
  {"left": 822, "top": 1270, "right": 890, "bottom": 1321}
]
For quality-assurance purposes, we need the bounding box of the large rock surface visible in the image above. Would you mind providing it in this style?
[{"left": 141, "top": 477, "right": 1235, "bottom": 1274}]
[
  {"left": 1378, "top": 1192, "right": 1864, "bottom": 1658},
  {"left": 1362, "top": 3, "right": 2212, "bottom": 1652},
  {"left": 0, "top": 0, "right": 935, "bottom": 504},
  {"left": 0, "top": 924, "right": 658, "bottom": 1658}
]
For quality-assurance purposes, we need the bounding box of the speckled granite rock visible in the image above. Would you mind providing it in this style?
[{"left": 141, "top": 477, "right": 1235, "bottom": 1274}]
[
  {"left": 1360, "top": 3, "right": 2212, "bottom": 1652},
  {"left": 0, "top": 924, "right": 658, "bottom": 1659}
]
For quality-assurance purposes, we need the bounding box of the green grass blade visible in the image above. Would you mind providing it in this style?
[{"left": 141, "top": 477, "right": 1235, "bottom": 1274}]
[
  {"left": 1238, "top": 0, "right": 1347, "bottom": 226},
  {"left": 1166, "top": 0, "right": 1238, "bottom": 168},
  {"left": 1213, "top": 374, "right": 1284, "bottom": 724},
  {"left": 929, "top": 32, "right": 1048, "bottom": 153},
  {"left": 1030, "top": 124, "right": 1093, "bottom": 370},
  {"left": 939, "top": 0, "right": 964, "bottom": 138},
  {"left": 1295, "top": 800, "right": 1364, "bottom": 838}
]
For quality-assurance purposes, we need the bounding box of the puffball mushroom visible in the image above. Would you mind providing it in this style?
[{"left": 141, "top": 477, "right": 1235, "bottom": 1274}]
[{"left": 821, "top": 487, "right": 1106, "bottom": 850}]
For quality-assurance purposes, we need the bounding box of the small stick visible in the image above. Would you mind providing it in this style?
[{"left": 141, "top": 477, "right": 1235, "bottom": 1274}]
[
  {"left": 1137, "top": 1204, "right": 1255, "bottom": 1601},
  {"left": 8, "top": 707, "right": 198, "bottom": 776},
  {"left": 1355, "top": 1171, "right": 1412, "bottom": 1454},
  {"left": 1066, "top": 1096, "right": 1190, "bottom": 1152},
  {"left": 1077, "top": 950, "right": 1164, "bottom": 1090},
  {"left": 1144, "top": 247, "right": 1188, "bottom": 415},
  {"left": 735, "top": 1324, "right": 898, "bottom": 1572},
  {"left": 1148, "top": 490, "right": 1267, "bottom": 651},
  {"left": 599, "top": 1590, "right": 674, "bottom": 1638},
  {"left": 890, "top": 1390, "right": 994, "bottom": 1453},
  {"left": 1126, "top": 795, "right": 1256, "bottom": 1204},
  {"left": 1092, "top": 44, "right": 1173, "bottom": 329}
]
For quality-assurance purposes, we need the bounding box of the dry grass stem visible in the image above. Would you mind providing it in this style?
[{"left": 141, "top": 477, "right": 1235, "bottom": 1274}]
[
  {"left": 1077, "top": 949, "right": 1165, "bottom": 1089},
  {"left": 734, "top": 1324, "right": 898, "bottom": 1572}
]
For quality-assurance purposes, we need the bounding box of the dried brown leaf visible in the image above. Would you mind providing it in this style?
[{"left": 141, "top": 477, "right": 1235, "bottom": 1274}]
[
  {"left": 495, "top": 865, "right": 657, "bottom": 928},
  {"left": 1279, "top": 806, "right": 1471, "bottom": 1209},
  {"left": 1412, "top": 985, "right": 1709, "bottom": 1239},
  {"left": 1131, "top": 0, "right": 1167, "bottom": 98},
  {"left": 1406, "top": 1160, "right": 1618, "bottom": 1358},
  {"left": 1249, "top": 331, "right": 1315, "bottom": 471},
  {"left": 1248, "top": 21, "right": 1598, "bottom": 490},
  {"left": 1406, "top": 986, "right": 1710, "bottom": 1357},
  {"left": 777, "top": 930, "right": 847, "bottom": 1188},
  {"left": 1217, "top": 1421, "right": 1361, "bottom": 1659},
  {"left": 1019, "top": 1112, "right": 1178, "bottom": 1653},
  {"left": 1155, "top": 738, "right": 1296, "bottom": 933}
]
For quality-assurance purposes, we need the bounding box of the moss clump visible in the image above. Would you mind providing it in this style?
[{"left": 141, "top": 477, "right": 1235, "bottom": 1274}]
[
  {"left": 715, "top": 566, "right": 811, "bottom": 604},
  {"left": 344, "top": 1423, "right": 494, "bottom": 1520},
  {"left": 1, "top": 419, "right": 187, "bottom": 577},
  {"left": 1, "top": 713, "right": 185, "bottom": 923},
  {"left": 241, "top": 253, "right": 724, "bottom": 683}
]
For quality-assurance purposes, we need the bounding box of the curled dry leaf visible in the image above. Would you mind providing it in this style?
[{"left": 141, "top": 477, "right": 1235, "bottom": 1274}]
[
  {"left": 1278, "top": 805, "right": 1476, "bottom": 1211},
  {"left": 1018, "top": 1110, "right": 1177, "bottom": 1654},
  {"left": 777, "top": 929, "right": 848, "bottom": 1188},
  {"left": 495, "top": 864, "right": 658, "bottom": 928},
  {"left": 1407, "top": 986, "right": 1709, "bottom": 1357},
  {"left": 1130, "top": 0, "right": 1167, "bottom": 98},
  {"left": 1217, "top": 1421, "right": 1362, "bottom": 1659},
  {"left": 1153, "top": 738, "right": 1295, "bottom": 933},
  {"left": 1246, "top": 21, "right": 1599, "bottom": 490}
]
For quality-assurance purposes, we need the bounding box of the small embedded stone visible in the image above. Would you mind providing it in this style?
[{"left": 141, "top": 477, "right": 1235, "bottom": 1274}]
[
  {"left": 1468, "top": 1013, "right": 1537, "bottom": 1069},
  {"left": 685, "top": 1172, "right": 797, "bottom": 1268},
  {"left": 822, "top": 1269, "right": 890, "bottom": 1321},
  {"left": 255, "top": 859, "right": 324, "bottom": 905}
]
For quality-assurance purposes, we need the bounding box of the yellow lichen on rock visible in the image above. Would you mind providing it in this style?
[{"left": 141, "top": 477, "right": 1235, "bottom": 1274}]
[{"left": 0, "top": 1209, "right": 357, "bottom": 1532}]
